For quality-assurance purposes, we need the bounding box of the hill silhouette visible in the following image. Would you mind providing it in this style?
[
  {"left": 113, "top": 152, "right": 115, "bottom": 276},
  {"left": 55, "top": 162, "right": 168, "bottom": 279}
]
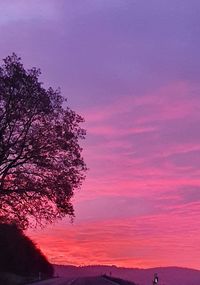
[
  {"left": 0, "top": 224, "right": 53, "bottom": 279},
  {"left": 54, "top": 264, "right": 200, "bottom": 285}
]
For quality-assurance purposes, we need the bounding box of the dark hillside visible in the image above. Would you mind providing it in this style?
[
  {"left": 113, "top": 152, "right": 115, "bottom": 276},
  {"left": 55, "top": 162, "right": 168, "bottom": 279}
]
[{"left": 0, "top": 223, "right": 53, "bottom": 279}]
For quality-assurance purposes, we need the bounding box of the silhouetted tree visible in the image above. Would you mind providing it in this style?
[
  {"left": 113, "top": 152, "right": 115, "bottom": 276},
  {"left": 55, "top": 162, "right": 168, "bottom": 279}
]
[{"left": 0, "top": 54, "right": 86, "bottom": 229}]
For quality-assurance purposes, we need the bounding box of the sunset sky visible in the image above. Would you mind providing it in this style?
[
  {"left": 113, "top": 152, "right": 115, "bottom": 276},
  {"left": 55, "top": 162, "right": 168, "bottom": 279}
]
[{"left": 1, "top": 0, "right": 200, "bottom": 270}]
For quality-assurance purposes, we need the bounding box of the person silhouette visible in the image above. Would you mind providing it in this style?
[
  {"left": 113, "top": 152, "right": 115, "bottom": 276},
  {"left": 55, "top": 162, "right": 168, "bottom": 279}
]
[{"left": 153, "top": 273, "right": 158, "bottom": 285}]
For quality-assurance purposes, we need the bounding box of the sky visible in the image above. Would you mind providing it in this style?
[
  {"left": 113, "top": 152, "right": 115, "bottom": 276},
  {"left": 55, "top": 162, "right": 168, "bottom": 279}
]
[{"left": 1, "top": 0, "right": 200, "bottom": 270}]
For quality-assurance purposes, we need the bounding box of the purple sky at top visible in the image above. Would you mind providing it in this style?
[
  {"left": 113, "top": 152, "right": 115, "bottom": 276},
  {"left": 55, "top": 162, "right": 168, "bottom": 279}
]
[{"left": 1, "top": 0, "right": 200, "bottom": 269}]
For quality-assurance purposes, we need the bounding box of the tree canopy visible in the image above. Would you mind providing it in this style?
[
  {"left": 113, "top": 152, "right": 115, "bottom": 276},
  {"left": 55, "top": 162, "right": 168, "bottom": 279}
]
[{"left": 0, "top": 54, "right": 86, "bottom": 229}]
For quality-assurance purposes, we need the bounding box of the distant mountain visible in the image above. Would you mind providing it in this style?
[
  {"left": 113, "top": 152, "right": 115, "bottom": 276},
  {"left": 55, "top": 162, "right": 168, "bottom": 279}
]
[{"left": 54, "top": 264, "right": 200, "bottom": 285}]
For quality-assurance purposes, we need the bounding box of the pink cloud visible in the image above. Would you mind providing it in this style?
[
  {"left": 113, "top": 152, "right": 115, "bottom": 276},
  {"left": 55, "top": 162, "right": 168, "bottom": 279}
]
[
  {"left": 28, "top": 203, "right": 200, "bottom": 269},
  {"left": 4, "top": 0, "right": 199, "bottom": 270}
]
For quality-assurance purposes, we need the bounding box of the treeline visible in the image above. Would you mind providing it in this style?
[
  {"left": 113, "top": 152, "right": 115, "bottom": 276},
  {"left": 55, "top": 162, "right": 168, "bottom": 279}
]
[{"left": 0, "top": 224, "right": 54, "bottom": 278}]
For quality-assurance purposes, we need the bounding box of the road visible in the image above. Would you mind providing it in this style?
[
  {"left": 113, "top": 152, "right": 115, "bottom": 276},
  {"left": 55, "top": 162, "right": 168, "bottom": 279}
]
[
  {"left": 31, "top": 276, "right": 119, "bottom": 285},
  {"left": 30, "top": 278, "right": 73, "bottom": 285}
]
